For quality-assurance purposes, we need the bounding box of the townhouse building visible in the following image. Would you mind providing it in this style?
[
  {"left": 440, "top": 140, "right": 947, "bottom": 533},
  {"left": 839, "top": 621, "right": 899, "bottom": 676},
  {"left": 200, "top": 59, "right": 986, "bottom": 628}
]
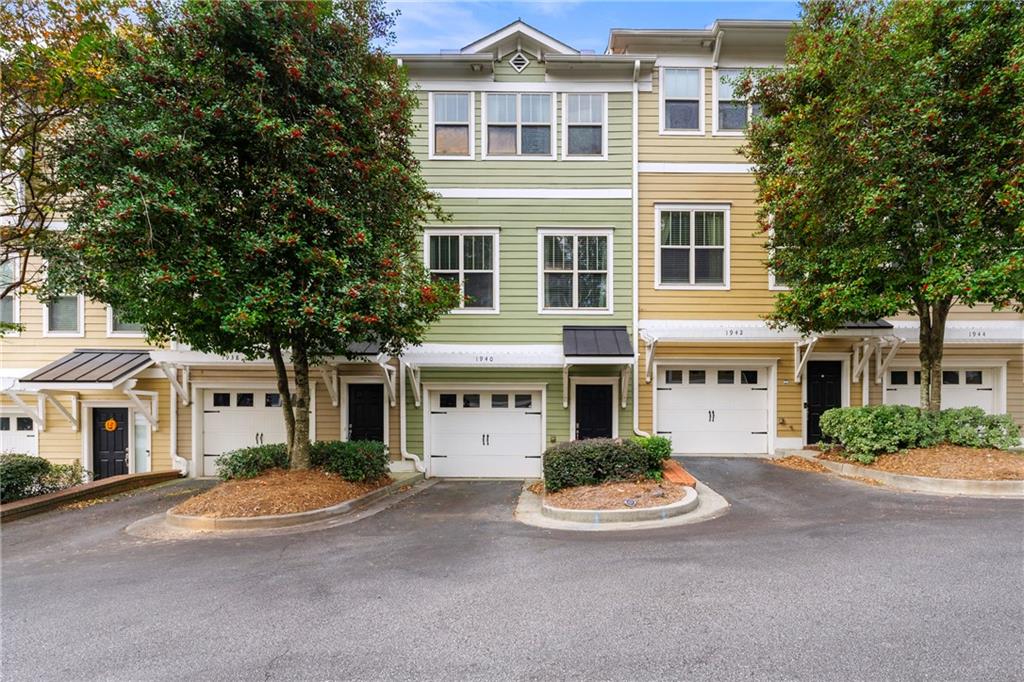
[{"left": 1, "top": 19, "right": 1021, "bottom": 481}]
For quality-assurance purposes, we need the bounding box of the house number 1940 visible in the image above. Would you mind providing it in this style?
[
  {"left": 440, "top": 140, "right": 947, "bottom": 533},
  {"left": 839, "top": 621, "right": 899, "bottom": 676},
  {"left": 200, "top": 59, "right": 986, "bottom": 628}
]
[{"left": 475, "top": 355, "right": 495, "bottom": 363}]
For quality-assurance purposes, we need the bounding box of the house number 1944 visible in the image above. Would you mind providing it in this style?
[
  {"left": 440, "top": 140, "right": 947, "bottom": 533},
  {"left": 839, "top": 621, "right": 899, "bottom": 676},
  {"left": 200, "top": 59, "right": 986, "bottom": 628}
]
[{"left": 968, "top": 330, "right": 987, "bottom": 338}]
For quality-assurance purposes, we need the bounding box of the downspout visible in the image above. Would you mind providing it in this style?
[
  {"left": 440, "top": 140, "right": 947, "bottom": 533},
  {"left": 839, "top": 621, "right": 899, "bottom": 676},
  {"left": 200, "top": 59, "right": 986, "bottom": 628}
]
[
  {"left": 169, "top": 383, "right": 188, "bottom": 476},
  {"left": 398, "top": 361, "right": 425, "bottom": 473},
  {"left": 631, "top": 59, "right": 649, "bottom": 437}
]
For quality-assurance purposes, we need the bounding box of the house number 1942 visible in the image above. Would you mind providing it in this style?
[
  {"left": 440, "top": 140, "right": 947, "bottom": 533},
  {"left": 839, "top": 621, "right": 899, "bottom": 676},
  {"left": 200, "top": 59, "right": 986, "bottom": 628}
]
[{"left": 725, "top": 329, "right": 744, "bottom": 337}]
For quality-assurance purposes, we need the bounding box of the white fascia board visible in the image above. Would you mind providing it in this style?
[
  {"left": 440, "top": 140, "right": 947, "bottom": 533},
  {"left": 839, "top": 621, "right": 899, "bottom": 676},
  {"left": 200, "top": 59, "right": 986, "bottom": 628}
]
[
  {"left": 461, "top": 21, "right": 578, "bottom": 56},
  {"left": 403, "top": 343, "right": 564, "bottom": 368},
  {"left": 638, "top": 162, "right": 753, "bottom": 174},
  {"left": 410, "top": 80, "right": 638, "bottom": 93},
  {"left": 639, "top": 319, "right": 803, "bottom": 342},
  {"left": 148, "top": 349, "right": 275, "bottom": 366},
  {"left": 889, "top": 319, "right": 1024, "bottom": 344},
  {"left": 433, "top": 188, "right": 631, "bottom": 200}
]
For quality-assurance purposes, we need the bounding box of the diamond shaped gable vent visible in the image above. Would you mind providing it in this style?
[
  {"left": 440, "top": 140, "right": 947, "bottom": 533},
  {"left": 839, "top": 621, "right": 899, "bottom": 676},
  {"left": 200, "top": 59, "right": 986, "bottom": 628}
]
[{"left": 509, "top": 52, "right": 530, "bottom": 73}]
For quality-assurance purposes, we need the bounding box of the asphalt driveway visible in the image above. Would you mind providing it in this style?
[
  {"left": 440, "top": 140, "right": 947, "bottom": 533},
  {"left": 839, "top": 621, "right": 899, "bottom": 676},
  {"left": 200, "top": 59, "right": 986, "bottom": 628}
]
[{"left": 2, "top": 459, "right": 1022, "bottom": 681}]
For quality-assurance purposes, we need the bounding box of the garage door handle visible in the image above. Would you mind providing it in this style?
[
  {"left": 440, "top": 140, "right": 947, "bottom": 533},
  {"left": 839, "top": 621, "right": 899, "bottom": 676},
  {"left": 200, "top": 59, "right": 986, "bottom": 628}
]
[
  {"left": 656, "top": 431, "right": 672, "bottom": 435},
  {"left": 526, "top": 411, "right": 542, "bottom": 415},
  {"left": 976, "top": 388, "right": 993, "bottom": 391},
  {"left": 204, "top": 410, "right": 220, "bottom": 414},
  {"left": 431, "top": 411, "right": 447, "bottom": 414},
  {"left": 750, "top": 387, "right": 768, "bottom": 391}
]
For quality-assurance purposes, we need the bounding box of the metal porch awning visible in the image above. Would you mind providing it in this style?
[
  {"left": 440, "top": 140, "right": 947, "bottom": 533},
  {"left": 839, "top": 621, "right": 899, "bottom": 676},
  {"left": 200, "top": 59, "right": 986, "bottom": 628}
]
[{"left": 562, "top": 326, "right": 635, "bottom": 408}]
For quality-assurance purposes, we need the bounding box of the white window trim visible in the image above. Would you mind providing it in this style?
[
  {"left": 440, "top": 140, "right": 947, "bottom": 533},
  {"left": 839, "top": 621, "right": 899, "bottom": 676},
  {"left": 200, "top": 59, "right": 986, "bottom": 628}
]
[
  {"left": 766, "top": 226, "right": 790, "bottom": 291},
  {"left": 428, "top": 91, "right": 475, "bottom": 161},
  {"left": 653, "top": 203, "right": 731, "bottom": 291},
  {"left": 1, "top": 255, "right": 20, "bottom": 336},
  {"left": 658, "top": 67, "right": 705, "bottom": 136},
  {"left": 536, "top": 227, "right": 614, "bottom": 315},
  {"left": 424, "top": 228, "right": 500, "bottom": 315},
  {"left": 106, "top": 305, "right": 145, "bottom": 338},
  {"left": 561, "top": 92, "right": 608, "bottom": 161},
  {"left": 481, "top": 93, "right": 556, "bottom": 161},
  {"left": 42, "top": 293, "right": 85, "bottom": 337},
  {"left": 712, "top": 67, "right": 754, "bottom": 137}
]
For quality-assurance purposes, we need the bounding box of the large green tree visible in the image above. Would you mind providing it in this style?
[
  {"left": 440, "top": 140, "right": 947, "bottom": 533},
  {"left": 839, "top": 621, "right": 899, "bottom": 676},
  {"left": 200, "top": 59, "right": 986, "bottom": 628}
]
[
  {"left": 44, "top": 0, "right": 458, "bottom": 467},
  {"left": 746, "top": 0, "right": 1024, "bottom": 411}
]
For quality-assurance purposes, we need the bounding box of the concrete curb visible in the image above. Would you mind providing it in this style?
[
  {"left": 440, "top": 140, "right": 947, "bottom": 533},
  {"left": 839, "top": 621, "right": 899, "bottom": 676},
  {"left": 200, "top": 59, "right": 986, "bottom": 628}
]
[
  {"left": 516, "top": 480, "right": 729, "bottom": 531},
  {"left": 1, "top": 471, "right": 184, "bottom": 522},
  {"left": 815, "top": 458, "right": 1024, "bottom": 498},
  {"left": 165, "top": 472, "right": 423, "bottom": 530},
  {"left": 541, "top": 486, "right": 698, "bottom": 523}
]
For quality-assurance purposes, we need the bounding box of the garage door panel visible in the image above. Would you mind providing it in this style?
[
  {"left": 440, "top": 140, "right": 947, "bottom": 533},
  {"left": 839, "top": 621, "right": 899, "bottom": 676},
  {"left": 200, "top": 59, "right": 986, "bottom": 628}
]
[
  {"left": 203, "top": 389, "right": 290, "bottom": 477},
  {"left": 886, "top": 368, "right": 996, "bottom": 413}
]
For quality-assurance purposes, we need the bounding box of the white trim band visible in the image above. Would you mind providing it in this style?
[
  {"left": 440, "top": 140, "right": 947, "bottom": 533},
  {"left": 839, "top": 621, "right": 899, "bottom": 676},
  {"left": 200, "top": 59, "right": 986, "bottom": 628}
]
[
  {"left": 638, "top": 162, "right": 753, "bottom": 174},
  {"left": 432, "top": 188, "right": 632, "bottom": 199}
]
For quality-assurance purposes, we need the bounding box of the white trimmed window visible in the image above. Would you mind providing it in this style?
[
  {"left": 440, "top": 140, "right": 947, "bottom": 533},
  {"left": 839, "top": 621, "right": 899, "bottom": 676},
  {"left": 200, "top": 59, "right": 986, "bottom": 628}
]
[
  {"left": 563, "top": 93, "right": 605, "bottom": 158},
  {"left": 715, "top": 69, "right": 761, "bottom": 133},
  {"left": 656, "top": 205, "right": 729, "bottom": 289},
  {"left": 0, "top": 258, "right": 19, "bottom": 328},
  {"left": 430, "top": 92, "right": 473, "bottom": 159},
  {"left": 661, "top": 68, "right": 703, "bottom": 133},
  {"left": 108, "top": 306, "right": 144, "bottom": 336},
  {"left": 540, "top": 230, "right": 611, "bottom": 312},
  {"left": 484, "top": 93, "right": 553, "bottom": 158},
  {"left": 767, "top": 226, "right": 791, "bottom": 291},
  {"left": 43, "top": 293, "right": 84, "bottom": 336},
  {"left": 427, "top": 230, "right": 498, "bottom": 312}
]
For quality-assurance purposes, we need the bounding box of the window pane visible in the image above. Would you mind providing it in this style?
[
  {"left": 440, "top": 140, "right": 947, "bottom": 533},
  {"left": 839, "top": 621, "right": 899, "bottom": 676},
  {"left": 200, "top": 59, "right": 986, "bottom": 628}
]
[
  {"left": 463, "top": 394, "right": 480, "bottom": 408},
  {"left": 965, "top": 371, "right": 983, "bottom": 385},
  {"left": 431, "top": 272, "right": 459, "bottom": 286},
  {"left": 236, "top": 393, "right": 254, "bottom": 407},
  {"left": 718, "top": 370, "right": 735, "bottom": 384},
  {"left": 567, "top": 126, "right": 601, "bottom": 155},
  {"left": 434, "top": 93, "right": 468, "bottom": 123},
  {"left": 487, "top": 125, "right": 516, "bottom": 154},
  {"left": 521, "top": 126, "right": 550, "bottom": 155},
  {"left": 16, "top": 417, "right": 33, "bottom": 431},
  {"left": 694, "top": 249, "right": 724, "bottom": 285},
  {"left": 578, "top": 273, "right": 607, "bottom": 308},
  {"left": 430, "top": 235, "right": 459, "bottom": 270},
  {"left": 0, "top": 296, "right": 13, "bottom": 324},
  {"left": 544, "top": 273, "right": 573, "bottom": 308},
  {"left": 463, "top": 272, "right": 493, "bottom": 308},
  {"left": 914, "top": 371, "right": 921, "bottom": 385},
  {"left": 577, "top": 236, "right": 607, "bottom": 271},
  {"left": 719, "top": 101, "right": 748, "bottom": 130},
  {"left": 0, "top": 417, "right": 8, "bottom": 430},
  {"left": 0, "top": 259, "right": 14, "bottom": 286},
  {"left": 740, "top": 370, "right": 759, "bottom": 385},
  {"left": 491, "top": 394, "right": 509, "bottom": 408},
  {"left": 660, "top": 248, "right": 690, "bottom": 284},
  {"left": 47, "top": 295, "right": 79, "bottom": 332},
  {"left": 521, "top": 94, "right": 550, "bottom": 123},
  {"left": 213, "top": 393, "right": 230, "bottom": 407},
  {"left": 688, "top": 370, "right": 705, "bottom": 384},
  {"left": 665, "top": 370, "right": 683, "bottom": 384},
  {"left": 434, "top": 125, "right": 469, "bottom": 156},
  {"left": 942, "top": 371, "right": 959, "bottom": 385},
  {"left": 111, "top": 308, "right": 143, "bottom": 332},
  {"left": 439, "top": 393, "right": 456, "bottom": 408},
  {"left": 665, "top": 100, "right": 700, "bottom": 130},
  {"left": 694, "top": 212, "right": 725, "bottom": 246},
  {"left": 265, "top": 393, "right": 281, "bottom": 407},
  {"left": 515, "top": 394, "right": 532, "bottom": 408},
  {"left": 890, "top": 371, "right": 908, "bottom": 385},
  {"left": 663, "top": 68, "right": 700, "bottom": 98},
  {"left": 717, "top": 68, "right": 742, "bottom": 101},
  {"left": 660, "top": 211, "right": 690, "bottom": 246},
  {"left": 463, "top": 235, "right": 492, "bottom": 271},
  {"left": 567, "top": 94, "right": 602, "bottom": 123},
  {"left": 751, "top": 102, "right": 763, "bottom": 121},
  {"left": 486, "top": 93, "right": 516, "bottom": 123},
  {"left": 544, "top": 236, "right": 573, "bottom": 270}
]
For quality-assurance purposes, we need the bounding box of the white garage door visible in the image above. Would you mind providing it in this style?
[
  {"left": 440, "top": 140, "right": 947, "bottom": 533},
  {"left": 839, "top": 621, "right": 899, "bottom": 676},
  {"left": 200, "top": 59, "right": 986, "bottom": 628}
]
[
  {"left": 428, "top": 389, "right": 543, "bottom": 478},
  {"left": 885, "top": 368, "right": 996, "bottom": 413},
  {"left": 0, "top": 413, "right": 38, "bottom": 455},
  {"left": 202, "top": 389, "right": 289, "bottom": 476},
  {"left": 656, "top": 366, "right": 770, "bottom": 454}
]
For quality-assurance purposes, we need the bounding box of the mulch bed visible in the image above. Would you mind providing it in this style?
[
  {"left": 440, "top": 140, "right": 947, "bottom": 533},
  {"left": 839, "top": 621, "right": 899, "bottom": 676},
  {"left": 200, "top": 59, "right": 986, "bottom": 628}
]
[
  {"left": 818, "top": 445, "right": 1024, "bottom": 480},
  {"left": 171, "top": 469, "right": 391, "bottom": 518},
  {"left": 770, "top": 455, "right": 831, "bottom": 474},
  {"left": 543, "top": 479, "right": 687, "bottom": 510}
]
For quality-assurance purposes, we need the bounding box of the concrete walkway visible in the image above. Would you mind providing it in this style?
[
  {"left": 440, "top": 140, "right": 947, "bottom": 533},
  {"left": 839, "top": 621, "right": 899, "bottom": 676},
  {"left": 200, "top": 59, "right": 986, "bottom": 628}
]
[{"left": 2, "top": 459, "right": 1022, "bottom": 681}]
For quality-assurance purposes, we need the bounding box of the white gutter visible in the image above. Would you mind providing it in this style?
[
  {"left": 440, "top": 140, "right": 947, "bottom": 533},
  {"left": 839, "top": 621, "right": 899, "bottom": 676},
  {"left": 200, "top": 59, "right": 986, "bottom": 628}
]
[
  {"left": 398, "top": 361, "right": 425, "bottom": 473},
  {"left": 631, "top": 59, "right": 649, "bottom": 438}
]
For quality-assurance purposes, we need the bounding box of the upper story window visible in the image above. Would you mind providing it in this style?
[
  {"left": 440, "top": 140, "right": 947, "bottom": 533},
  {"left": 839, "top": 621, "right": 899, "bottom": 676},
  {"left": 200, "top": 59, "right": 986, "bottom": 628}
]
[
  {"left": 43, "top": 293, "right": 84, "bottom": 336},
  {"left": 427, "top": 230, "right": 498, "bottom": 312},
  {"left": 108, "top": 306, "right": 144, "bottom": 336},
  {"left": 661, "top": 68, "right": 703, "bottom": 134},
  {"left": 656, "top": 205, "right": 729, "bottom": 289},
  {"left": 563, "top": 93, "right": 605, "bottom": 158},
  {"left": 430, "top": 92, "right": 473, "bottom": 159},
  {"left": 715, "top": 69, "right": 757, "bottom": 133},
  {"left": 483, "top": 93, "right": 553, "bottom": 158},
  {"left": 539, "top": 230, "right": 611, "bottom": 313},
  {"left": 0, "top": 258, "right": 18, "bottom": 328}
]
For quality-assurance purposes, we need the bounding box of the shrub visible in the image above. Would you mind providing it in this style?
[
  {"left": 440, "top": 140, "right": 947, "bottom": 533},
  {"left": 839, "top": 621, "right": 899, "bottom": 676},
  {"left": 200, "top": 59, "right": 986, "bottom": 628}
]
[
  {"left": 216, "top": 443, "right": 288, "bottom": 481},
  {"left": 819, "top": 405, "right": 1022, "bottom": 463},
  {"left": 0, "top": 454, "right": 87, "bottom": 503},
  {"left": 543, "top": 438, "right": 667, "bottom": 492},
  {"left": 634, "top": 435, "right": 673, "bottom": 465},
  {"left": 310, "top": 440, "right": 389, "bottom": 482}
]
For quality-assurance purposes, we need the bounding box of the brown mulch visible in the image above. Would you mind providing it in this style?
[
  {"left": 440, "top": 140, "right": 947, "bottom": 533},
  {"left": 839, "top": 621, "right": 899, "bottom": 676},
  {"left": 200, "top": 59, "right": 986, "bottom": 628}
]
[
  {"left": 171, "top": 469, "right": 391, "bottom": 518},
  {"left": 770, "top": 455, "right": 831, "bottom": 474},
  {"left": 819, "top": 444, "right": 1024, "bottom": 481},
  {"left": 543, "top": 479, "right": 687, "bottom": 510}
]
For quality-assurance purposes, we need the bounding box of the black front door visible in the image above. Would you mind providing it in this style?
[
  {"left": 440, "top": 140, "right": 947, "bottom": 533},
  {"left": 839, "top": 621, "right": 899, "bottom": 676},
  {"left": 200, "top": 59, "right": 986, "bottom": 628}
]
[
  {"left": 806, "top": 361, "right": 843, "bottom": 444},
  {"left": 92, "top": 407, "right": 129, "bottom": 479},
  {"left": 575, "top": 384, "right": 613, "bottom": 440},
  {"left": 348, "top": 384, "right": 385, "bottom": 442}
]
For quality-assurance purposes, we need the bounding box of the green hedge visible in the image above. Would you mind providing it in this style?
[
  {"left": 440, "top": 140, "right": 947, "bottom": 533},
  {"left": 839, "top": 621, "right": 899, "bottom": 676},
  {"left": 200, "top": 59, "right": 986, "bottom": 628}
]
[
  {"left": 819, "top": 405, "right": 1021, "bottom": 463},
  {"left": 216, "top": 440, "right": 389, "bottom": 482},
  {"left": 0, "top": 454, "right": 88, "bottom": 503},
  {"left": 542, "top": 436, "right": 672, "bottom": 492}
]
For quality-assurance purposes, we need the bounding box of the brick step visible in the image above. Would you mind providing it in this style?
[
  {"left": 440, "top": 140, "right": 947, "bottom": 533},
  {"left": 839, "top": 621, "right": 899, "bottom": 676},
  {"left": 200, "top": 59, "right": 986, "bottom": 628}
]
[{"left": 663, "top": 459, "right": 697, "bottom": 487}]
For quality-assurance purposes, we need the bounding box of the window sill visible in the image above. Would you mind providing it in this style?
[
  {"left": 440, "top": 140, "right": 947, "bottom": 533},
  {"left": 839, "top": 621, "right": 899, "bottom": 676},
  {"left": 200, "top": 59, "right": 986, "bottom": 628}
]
[
  {"left": 538, "top": 308, "right": 614, "bottom": 316},
  {"left": 481, "top": 154, "right": 557, "bottom": 161},
  {"left": 448, "top": 308, "right": 500, "bottom": 315},
  {"left": 561, "top": 155, "right": 608, "bottom": 162},
  {"left": 658, "top": 129, "right": 705, "bottom": 136},
  {"left": 43, "top": 331, "right": 85, "bottom": 338},
  {"left": 654, "top": 284, "right": 730, "bottom": 291},
  {"left": 711, "top": 132, "right": 745, "bottom": 138},
  {"left": 107, "top": 331, "right": 146, "bottom": 338},
  {"left": 427, "top": 155, "right": 475, "bottom": 161}
]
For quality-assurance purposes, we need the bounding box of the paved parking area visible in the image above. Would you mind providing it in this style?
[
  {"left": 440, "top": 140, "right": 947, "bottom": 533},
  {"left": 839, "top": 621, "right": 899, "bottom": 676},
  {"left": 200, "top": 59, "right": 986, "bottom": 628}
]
[{"left": 2, "top": 459, "right": 1022, "bottom": 681}]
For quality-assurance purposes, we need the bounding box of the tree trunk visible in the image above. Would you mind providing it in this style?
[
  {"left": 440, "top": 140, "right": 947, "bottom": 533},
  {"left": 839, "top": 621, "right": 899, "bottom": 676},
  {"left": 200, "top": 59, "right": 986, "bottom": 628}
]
[
  {"left": 268, "top": 340, "right": 296, "bottom": 455},
  {"left": 917, "top": 299, "right": 951, "bottom": 412},
  {"left": 289, "top": 336, "right": 312, "bottom": 469}
]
